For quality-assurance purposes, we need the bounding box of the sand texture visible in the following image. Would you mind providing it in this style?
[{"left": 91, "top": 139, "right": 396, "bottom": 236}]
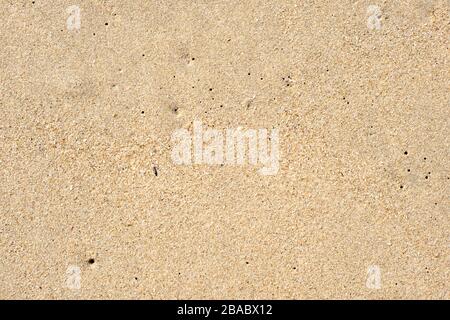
[{"left": 0, "top": 0, "right": 449, "bottom": 299}]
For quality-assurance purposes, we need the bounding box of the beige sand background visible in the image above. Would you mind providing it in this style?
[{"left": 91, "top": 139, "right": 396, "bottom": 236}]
[{"left": 0, "top": 0, "right": 449, "bottom": 299}]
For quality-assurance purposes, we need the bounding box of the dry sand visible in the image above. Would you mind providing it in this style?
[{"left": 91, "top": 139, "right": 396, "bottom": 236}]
[{"left": 0, "top": 0, "right": 449, "bottom": 299}]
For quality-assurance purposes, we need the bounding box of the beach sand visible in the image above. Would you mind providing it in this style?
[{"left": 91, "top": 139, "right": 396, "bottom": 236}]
[{"left": 0, "top": 0, "right": 448, "bottom": 299}]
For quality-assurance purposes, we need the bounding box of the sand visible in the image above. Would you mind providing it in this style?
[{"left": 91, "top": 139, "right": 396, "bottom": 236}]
[{"left": 0, "top": 0, "right": 448, "bottom": 299}]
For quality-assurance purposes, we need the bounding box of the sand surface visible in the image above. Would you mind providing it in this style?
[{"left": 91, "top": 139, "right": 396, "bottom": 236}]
[{"left": 0, "top": 0, "right": 449, "bottom": 299}]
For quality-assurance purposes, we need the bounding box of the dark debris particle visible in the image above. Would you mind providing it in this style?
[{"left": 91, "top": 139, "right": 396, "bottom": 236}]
[
  {"left": 400, "top": 185, "right": 404, "bottom": 189},
  {"left": 88, "top": 258, "right": 95, "bottom": 264},
  {"left": 153, "top": 166, "right": 158, "bottom": 176},
  {"left": 404, "top": 151, "right": 408, "bottom": 155},
  {"left": 105, "top": 22, "right": 109, "bottom": 26},
  {"left": 141, "top": 111, "right": 144, "bottom": 114}
]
